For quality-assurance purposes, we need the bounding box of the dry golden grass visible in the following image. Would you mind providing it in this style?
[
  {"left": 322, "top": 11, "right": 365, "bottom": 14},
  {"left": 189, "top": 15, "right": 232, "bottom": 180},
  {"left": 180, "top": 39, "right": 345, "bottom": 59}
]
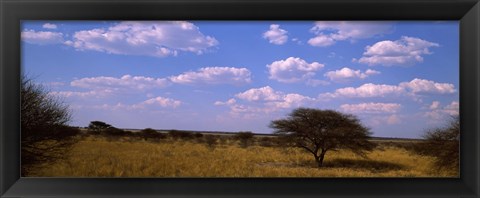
[{"left": 29, "top": 136, "right": 457, "bottom": 177}]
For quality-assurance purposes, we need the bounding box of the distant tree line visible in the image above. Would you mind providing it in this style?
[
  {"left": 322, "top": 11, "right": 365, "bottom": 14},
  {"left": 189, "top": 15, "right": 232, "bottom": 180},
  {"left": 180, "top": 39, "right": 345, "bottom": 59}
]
[{"left": 84, "top": 121, "right": 285, "bottom": 149}]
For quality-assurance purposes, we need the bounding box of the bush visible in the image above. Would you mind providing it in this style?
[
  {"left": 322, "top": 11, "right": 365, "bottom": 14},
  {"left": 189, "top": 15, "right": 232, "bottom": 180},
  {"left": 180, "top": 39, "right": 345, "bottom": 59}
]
[
  {"left": 103, "top": 127, "right": 126, "bottom": 137},
  {"left": 168, "top": 130, "right": 194, "bottom": 140},
  {"left": 259, "top": 137, "right": 274, "bottom": 147},
  {"left": 235, "top": 131, "right": 254, "bottom": 148},
  {"left": 416, "top": 117, "right": 459, "bottom": 171},
  {"left": 140, "top": 128, "right": 166, "bottom": 141},
  {"left": 21, "top": 77, "right": 79, "bottom": 176},
  {"left": 194, "top": 133, "right": 204, "bottom": 138}
]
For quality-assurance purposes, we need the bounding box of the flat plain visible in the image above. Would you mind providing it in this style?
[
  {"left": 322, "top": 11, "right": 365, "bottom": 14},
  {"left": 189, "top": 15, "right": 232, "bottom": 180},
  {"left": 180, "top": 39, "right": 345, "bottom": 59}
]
[{"left": 28, "top": 134, "right": 457, "bottom": 177}]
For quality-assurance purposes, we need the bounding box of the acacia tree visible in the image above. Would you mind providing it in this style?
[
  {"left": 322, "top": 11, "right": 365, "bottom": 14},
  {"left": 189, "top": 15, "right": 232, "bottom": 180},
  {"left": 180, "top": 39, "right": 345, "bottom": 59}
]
[
  {"left": 417, "top": 116, "right": 459, "bottom": 171},
  {"left": 21, "top": 77, "right": 79, "bottom": 176},
  {"left": 270, "top": 108, "right": 375, "bottom": 167},
  {"left": 87, "top": 121, "right": 112, "bottom": 134}
]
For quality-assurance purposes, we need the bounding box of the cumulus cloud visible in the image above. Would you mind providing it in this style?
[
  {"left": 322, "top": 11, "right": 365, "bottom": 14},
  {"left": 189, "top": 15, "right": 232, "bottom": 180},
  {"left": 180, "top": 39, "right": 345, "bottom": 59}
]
[
  {"left": 214, "top": 98, "right": 237, "bottom": 106},
  {"left": 424, "top": 101, "right": 459, "bottom": 121},
  {"left": 320, "top": 83, "right": 405, "bottom": 99},
  {"left": 94, "top": 96, "right": 181, "bottom": 111},
  {"left": 218, "top": 86, "right": 316, "bottom": 116},
  {"left": 308, "top": 21, "right": 392, "bottom": 47},
  {"left": 140, "top": 96, "right": 182, "bottom": 108},
  {"left": 267, "top": 57, "right": 324, "bottom": 83},
  {"left": 319, "top": 78, "right": 456, "bottom": 99},
  {"left": 71, "top": 75, "right": 170, "bottom": 93},
  {"left": 399, "top": 78, "right": 456, "bottom": 94},
  {"left": 21, "top": 29, "right": 64, "bottom": 45},
  {"left": 235, "top": 86, "right": 282, "bottom": 101},
  {"left": 263, "top": 24, "right": 288, "bottom": 45},
  {"left": 42, "top": 23, "right": 57, "bottom": 29},
  {"left": 170, "top": 67, "right": 252, "bottom": 85},
  {"left": 65, "top": 21, "right": 218, "bottom": 57},
  {"left": 444, "top": 101, "right": 460, "bottom": 115},
  {"left": 355, "top": 36, "right": 440, "bottom": 66},
  {"left": 324, "top": 67, "right": 380, "bottom": 82},
  {"left": 340, "top": 102, "right": 401, "bottom": 114},
  {"left": 267, "top": 93, "right": 315, "bottom": 109}
]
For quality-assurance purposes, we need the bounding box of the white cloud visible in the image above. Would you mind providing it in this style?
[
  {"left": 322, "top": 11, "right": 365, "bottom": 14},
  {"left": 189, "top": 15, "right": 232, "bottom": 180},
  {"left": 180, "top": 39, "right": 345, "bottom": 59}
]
[
  {"left": 263, "top": 24, "right": 288, "bottom": 45},
  {"left": 42, "top": 23, "right": 57, "bottom": 29},
  {"left": 140, "top": 96, "right": 181, "bottom": 108},
  {"left": 21, "top": 29, "right": 64, "bottom": 45},
  {"left": 235, "top": 86, "right": 282, "bottom": 101},
  {"left": 71, "top": 75, "right": 170, "bottom": 93},
  {"left": 65, "top": 21, "right": 218, "bottom": 57},
  {"left": 218, "top": 86, "right": 316, "bottom": 116},
  {"left": 94, "top": 96, "right": 181, "bottom": 111},
  {"left": 424, "top": 101, "right": 459, "bottom": 121},
  {"left": 356, "top": 36, "right": 440, "bottom": 66},
  {"left": 320, "top": 83, "right": 405, "bottom": 99},
  {"left": 340, "top": 103, "right": 401, "bottom": 114},
  {"left": 267, "top": 93, "right": 315, "bottom": 109},
  {"left": 308, "top": 21, "right": 392, "bottom": 47},
  {"left": 320, "top": 78, "right": 456, "bottom": 99},
  {"left": 267, "top": 57, "right": 324, "bottom": 83},
  {"left": 324, "top": 67, "right": 380, "bottom": 82},
  {"left": 443, "top": 101, "right": 460, "bottom": 117},
  {"left": 430, "top": 101, "right": 441, "bottom": 110},
  {"left": 170, "top": 67, "right": 251, "bottom": 85},
  {"left": 214, "top": 98, "right": 237, "bottom": 106},
  {"left": 399, "top": 78, "right": 456, "bottom": 94}
]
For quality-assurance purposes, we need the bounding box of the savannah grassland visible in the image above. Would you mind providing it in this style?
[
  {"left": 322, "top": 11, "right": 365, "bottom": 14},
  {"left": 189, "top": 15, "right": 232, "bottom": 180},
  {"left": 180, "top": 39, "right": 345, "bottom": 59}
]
[{"left": 28, "top": 134, "right": 457, "bottom": 177}]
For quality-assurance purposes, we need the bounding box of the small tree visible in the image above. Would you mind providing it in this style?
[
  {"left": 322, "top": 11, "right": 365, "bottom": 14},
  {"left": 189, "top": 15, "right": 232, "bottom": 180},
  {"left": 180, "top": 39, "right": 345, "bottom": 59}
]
[
  {"left": 270, "top": 108, "right": 375, "bottom": 167},
  {"left": 417, "top": 116, "right": 459, "bottom": 171},
  {"left": 21, "top": 77, "right": 79, "bottom": 176},
  {"left": 87, "top": 121, "right": 112, "bottom": 134},
  {"left": 235, "top": 131, "right": 254, "bottom": 148}
]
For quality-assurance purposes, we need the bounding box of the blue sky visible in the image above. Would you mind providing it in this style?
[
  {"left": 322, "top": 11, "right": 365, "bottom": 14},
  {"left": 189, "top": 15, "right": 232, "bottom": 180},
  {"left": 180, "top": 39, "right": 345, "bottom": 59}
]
[{"left": 21, "top": 21, "right": 459, "bottom": 138}]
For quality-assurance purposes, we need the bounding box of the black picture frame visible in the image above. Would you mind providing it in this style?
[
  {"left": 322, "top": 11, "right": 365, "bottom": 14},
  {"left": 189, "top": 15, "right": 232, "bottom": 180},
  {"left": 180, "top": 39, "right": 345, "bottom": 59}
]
[{"left": 1, "top": 0, "right": 479, "bottom": 197}]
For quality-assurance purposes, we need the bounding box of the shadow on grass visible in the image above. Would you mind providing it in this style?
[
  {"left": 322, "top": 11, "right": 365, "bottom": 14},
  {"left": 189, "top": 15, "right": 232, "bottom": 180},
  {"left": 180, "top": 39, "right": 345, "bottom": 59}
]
[{"left": 322, "top": 158, "right": 405, "bottom": 172}]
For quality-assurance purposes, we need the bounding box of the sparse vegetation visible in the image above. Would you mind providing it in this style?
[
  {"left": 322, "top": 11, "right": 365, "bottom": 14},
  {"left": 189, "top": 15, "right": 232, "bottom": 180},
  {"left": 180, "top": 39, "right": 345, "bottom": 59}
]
[{"left": 28, "top": 135, "right": 455, "bottom": 177}]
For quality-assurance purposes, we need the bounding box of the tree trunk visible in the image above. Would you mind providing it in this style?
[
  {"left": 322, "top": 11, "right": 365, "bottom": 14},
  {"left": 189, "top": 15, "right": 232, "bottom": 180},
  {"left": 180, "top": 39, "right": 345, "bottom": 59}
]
[
  {"left": 315, "top": 150, "right": 327, "bottom": 167},
  {"left": 314, "top": 155, "right": 322, "bottom": 167}
]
